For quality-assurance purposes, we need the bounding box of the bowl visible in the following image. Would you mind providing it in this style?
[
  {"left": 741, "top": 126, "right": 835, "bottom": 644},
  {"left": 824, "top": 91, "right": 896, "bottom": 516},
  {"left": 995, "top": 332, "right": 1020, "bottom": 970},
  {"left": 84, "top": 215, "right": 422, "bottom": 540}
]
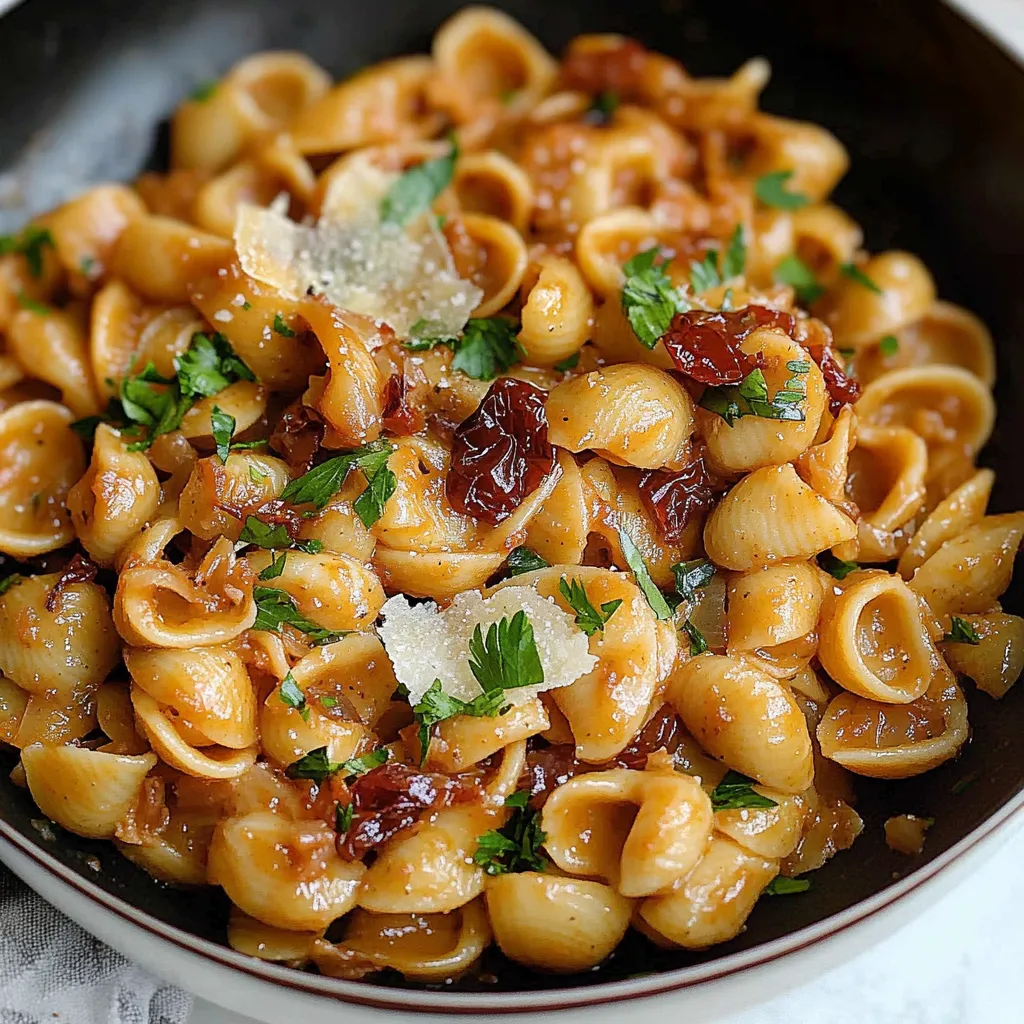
[{"left": 1, "top": 0, "right": 1023, "bottom": 1019}]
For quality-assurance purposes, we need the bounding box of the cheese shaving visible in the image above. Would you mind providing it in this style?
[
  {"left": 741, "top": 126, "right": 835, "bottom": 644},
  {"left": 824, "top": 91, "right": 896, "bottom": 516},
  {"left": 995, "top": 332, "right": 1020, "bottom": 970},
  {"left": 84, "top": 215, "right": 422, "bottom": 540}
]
[
  {"left": 377, "top": 588, "right": 597, "bottom": 707},
  {"left": 233, "top": 160, "right": 481, "bottom": 338}
]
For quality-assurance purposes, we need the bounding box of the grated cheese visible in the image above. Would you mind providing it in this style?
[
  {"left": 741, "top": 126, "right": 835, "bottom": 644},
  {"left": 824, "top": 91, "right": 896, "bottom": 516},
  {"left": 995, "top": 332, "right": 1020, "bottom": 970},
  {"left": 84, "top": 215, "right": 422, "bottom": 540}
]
[
  {"left": 377, "top": 587, "right": 597, "bottom": 707},
  {"left": 233, "top": 160, "right": 481, "bottom": 338}
]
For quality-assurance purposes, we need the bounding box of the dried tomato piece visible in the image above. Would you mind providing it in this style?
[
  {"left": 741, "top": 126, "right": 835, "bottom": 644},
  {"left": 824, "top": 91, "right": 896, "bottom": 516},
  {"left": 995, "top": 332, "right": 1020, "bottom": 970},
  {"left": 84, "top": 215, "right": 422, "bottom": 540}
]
[
  {"left": 662, "top": 306, "right": 794, "bottom": 386},
  {"left": 560, "top": 38, "right": 648, "bottom": 99},
  {"left": 446, "top": 377, "right": 555, "bottom": 526},
  {"left": 812, "top": 345, "right": 861, "bottom": 415},
  {"left": 639, "top": 453, "right": 721, "bottom": 542},
  {"left": 614, "top": 704, "right": 686, "bottom": 770},
  {"left": 520, "top": 744, "right": 584, "bottom": 805},
  {"left": 380, "top": 373, "right": 424, "bottom": 436},
  {"left": 269, "top": 400, "right": 325, "bottom": 475},
  {"left": 339, "top": 762, "right": 477, "bottom": 860},
  {"left": 45, "top": 553, "right": 99, "bottom": 612}
]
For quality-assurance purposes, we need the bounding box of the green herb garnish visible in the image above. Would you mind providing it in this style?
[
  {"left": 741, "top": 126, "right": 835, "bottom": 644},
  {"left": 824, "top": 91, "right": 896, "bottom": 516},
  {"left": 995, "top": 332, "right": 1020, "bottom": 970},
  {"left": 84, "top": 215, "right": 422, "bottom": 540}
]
[
  {"left": 278, "top": 671, "right": 310, "bottom": 721},
  {"left": 943, "top": 616, "right": 981, "bottom": 645},
  {"left": 279, "top": 440, "right": 394, "bottom": 511},
  {"left": 273, "top": 313, "right": 296, "bottom": 338},
  {"left": 681, "top": 619, "right": 708, "bottom": 656},
  {"left": 817, "top": 551, "right": 859, "bottom": 580},
  {"left": 504, "top": 546, "right": 550, "bottom": 577},
  {"left": 0, "top": 225, "right": 54, "bottom": 278},
  {"left": 559, "top": 577, "right": 622, "bottom": 637},
  {"left": 765, "top": 876, "right": 811, "bottom": 895},
  {"left": 252, "top": 586, "right": 350, "bottom": 646},
  {"left": 620, "top": 247, "right": 688, "bottom": 349},
  {"left": 710, "top": 770, "right": 779, "bottom": 812},
  {"left": 210, "top": 406, "right": 234, "bottom": 464},
  {"left": 188, "top": 80, "right": 218, "bottom": 102},
  {"left": 473, "top": 790, "right": 548, "bottom": 875},
  {"left": 773, "top": 254, "right": 825, "bottom": 306},
  {"left": 840, "top": 262, "right": 882, "bottom": 294},
  {"left": 380, "top": 141, "right": 458, "bottom": 226},
  {"left": 672, "top": 558, "right": 716, "bottom": 602},
  {"left": 754, "top": 170, "right": 809, "bottom": 211},
  {"left": 617, "top": 528, "right": 673, "bottom": 620},
  {"left": 879, "top": 334, "right": 899, "bottom": 357}
]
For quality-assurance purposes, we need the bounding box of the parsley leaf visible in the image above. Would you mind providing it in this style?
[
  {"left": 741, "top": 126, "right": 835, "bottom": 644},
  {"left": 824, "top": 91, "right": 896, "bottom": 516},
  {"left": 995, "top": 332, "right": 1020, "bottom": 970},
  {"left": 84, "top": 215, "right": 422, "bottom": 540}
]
[
  {"left": 336, "top": 802, "right": 354, "bottom": 834},
  {"left": 504, "top": 546, "right": 550, "bottom": 577},
  {"left": 280, "top": 440, "right": 394, "bottom": 510},
  {"left": 617, "top": 528, "right": 673, "bottom": 619},
  {"left": 278, "top": 671, "right": 310, "bottom": 722},
  {"left": 380, "top": 141, "right": 458, "bottom": 226},
  {"left": 840, "top": 262, "right": 882, "bottom": 294},
  {"left": 754, "top": 170, "right": 809, "bottom": 211},
  {"left": 0, "top": 575, "right": 24, "bottom": 596},
  {"left": 700, "top": 363, "right": 808, "bottom": 427},
  {"left": 273, "top": 313, "right": 296, "bottom": 338},
  {"left": 553, "top": 352, "right": 580, "bottom": 372},
  {"left": 620, "top": 247, "right": 687, "bottom": 349},
  {"left": 721, "top": 224, "right": 747, "bottom": 280},
  {"left": 473, "top": 790, "right": 548, "bottom": 875},
  {"left": 774, "top": 254, "right": 825, "bottom": 306},
  {"left": 16, "top": 292, "right": 50, "bottom": 315},
  {"left": 672, "top": 559, "right": 716, "bottom": 602},
  {"left": 583, "top": 90, "right": 619, "bottom": 126},
  {"left": 286, "top": 745, "right": 389, "bottom": 783},
  {"left": 252, "top": 586, "right": 350, "bottom": 645},
  {"left": 710, "top": 771, "right": 779, "bottom": 812},
  {"left": 879, "top": 334, "right": 899, "bottom": 357},
  {"left": 451, "top": 318, "right": 524, "bottom": 379},
  {"left": 352, "top": 458, "right": 398, "bottom": 529},
  {"left": 210, "top": 406, "right": 234, "bottom": 464},
  {"left": 469, "top": 611, "right": 544, "bottom": 695},
  {"left": 239, "top": 520, "right": 322, "bottom": 554},
  {"left": 258, "top": 551, "right": 288, "bottom": 580},
  {"left": 943, "top": 616, "right": 981, "bottom": 645},
  {"left": 0, "top": 225, "right": 54, "bottom": 278},
  {"left": 817, "top": 551, "right": 859, "bottom": 580},
  {"left": 681, "top": 619, "right": 708, "bottom": 656},
  {"left": 765, "top": 876, "right": 811, "bottom": 895},
  {"left": 176, "top": 331, "right": 256, "bottom": 398},
  {"left": 410, "top": 679, "right": 510, "bottom": 764},
  {"left": 559, "top": 576, "right": 621, "bottom": 636}
]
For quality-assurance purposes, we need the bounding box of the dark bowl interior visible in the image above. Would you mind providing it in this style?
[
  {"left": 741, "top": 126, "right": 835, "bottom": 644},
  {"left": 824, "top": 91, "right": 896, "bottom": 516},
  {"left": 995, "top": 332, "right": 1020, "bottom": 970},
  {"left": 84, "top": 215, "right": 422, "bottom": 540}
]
[{"left": 1, "top": 0, "right": 1023, "bottom": 996}]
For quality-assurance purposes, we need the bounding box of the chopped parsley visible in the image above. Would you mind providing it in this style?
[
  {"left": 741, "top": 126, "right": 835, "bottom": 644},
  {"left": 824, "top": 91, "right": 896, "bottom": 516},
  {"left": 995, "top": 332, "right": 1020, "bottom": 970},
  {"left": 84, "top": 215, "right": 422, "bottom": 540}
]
[
  {"left": 336, "top": 802, "right": 354, "bottom": 834},
  {"left": 773, "top": 254, "right": 825, "bottom": 306},
  {"left": 252, "top": 586, "right": 350, "bottom": 645},
  {"left": 405, "top": 317, "right": 525, "bottom": 380},
  {"left": 817, "top": 551, "right": 860, "bottom": 580},
  {"left": 380, "top": 140, "right": 458, "bottom": 226},
  {"left": 754, "top": 170, "right": 810, "bottom": 211},
  {"left": 710, "top": 770, "right": 779, "bottom": 812},
  {"left": 411, "top": 611, "right": 543, "bottom": 762},
  {"left": 258, "top": 551, "right": 288, "bottom": 580},
  {"left": 16, "top": 292, "right": 49, "bottom": 315},
  {"left": 553, "top": 352, "right": 580, "bottom": 372},
  {"left": 620, "top": 246, "right": 688, "bottom": 349},
  {"left": 504, "top": 546, "right": 550, "bottom": 577},
  {"left": 278, "top": 671, "right": 309, "bottom": 721},
  {"left": 559, "top": 576, "right": 622, "bottom": 636},
  {"left": 879, "top": 334, "right": 899, "bottom": 357},
  {"left": 0, "top": 575, "right": 24, "bottom": 596},
  {"left": 764, "top": 876, "right": 811, "bottom": 895},
  {"left": 279, "top": 439, "right": 396, "bottom": 522},
  {"left": 272, "top": 313, "right": 296, "bottom": 338},
  {"left": 840, "top": 262, "right": 882, "bottom": 294},
  {"left": 473, "top": 790, "right": 548, "bottom": 875},
  {"left": 943, "top": 616, "right": 981, "bottom": 645},
  {"left": 689, "top": 225, "right": 747, "bottom": 294},
  {"left": 237, "top": 516, "right": 322, "bottom": 554},
  {"left": 617, "top": 528, "right": 673, "bottom": 620},
  {"left": 0, "top": 225, "right": 54, "bottom": 278},
  {"left": 210, "top": 406, "right": 234, "bottom": 464},
  {"left": 286, "top": 745, "right": 389, "bottom": 783},
  {"left": 700, "top": 362, "right": 808, "bottom": 427}
]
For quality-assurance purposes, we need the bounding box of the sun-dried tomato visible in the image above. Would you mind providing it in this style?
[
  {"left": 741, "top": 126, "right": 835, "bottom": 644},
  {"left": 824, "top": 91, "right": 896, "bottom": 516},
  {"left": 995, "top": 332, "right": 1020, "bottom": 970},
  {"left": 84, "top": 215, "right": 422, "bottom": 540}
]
[
  {"left": 380, "top": 373, "right": 424, "bottom": 436},
  {"left": 560, "top": 38, "right": 648, "bottom": 99},
  {"left": 794, "top": 317, "right": 861, "bottom": 414},
  {"left": 662, "top": 306, "right": 794, "bottom": 386},
  {"left": 269, "top": 400, "right": 325, "bottom": 475},
  {"left": 446, "top": 377, "right": 555, "bottom": 526},
  {"left": 639, "top": 453, "right": 721, "bottom": 542},
  {"left": 813, "top": 345, "right": 861, "bottom": 415},
  {"left": 520, "top": 744, "right": 584, "bottom": 805},
  {"left": 45, "top": 553, "right": 99, "bottom": 612},
  {"left": 338, "top": 762, "right": 478, "bottom": 860},
  {"left": 614, "top": 704, "right": 686, "bottom": 770}
]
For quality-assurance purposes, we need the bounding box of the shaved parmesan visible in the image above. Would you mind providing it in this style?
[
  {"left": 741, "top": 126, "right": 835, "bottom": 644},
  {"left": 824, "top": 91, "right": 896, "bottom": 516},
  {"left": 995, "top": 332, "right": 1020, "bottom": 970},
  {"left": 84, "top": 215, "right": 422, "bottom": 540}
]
[
  {"left": 377, "top": 588, "right": 597, "bottom": 707},
  {"left": 233, "top": 159, "right": 481, "bottom": 338}
]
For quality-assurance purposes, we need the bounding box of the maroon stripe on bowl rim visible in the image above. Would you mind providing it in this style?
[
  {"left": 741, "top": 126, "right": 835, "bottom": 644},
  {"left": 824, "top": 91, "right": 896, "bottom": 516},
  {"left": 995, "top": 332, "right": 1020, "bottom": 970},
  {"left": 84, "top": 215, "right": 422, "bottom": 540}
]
[{"left": 2, "top": 786, "right": 1023, "bottom": 1015}]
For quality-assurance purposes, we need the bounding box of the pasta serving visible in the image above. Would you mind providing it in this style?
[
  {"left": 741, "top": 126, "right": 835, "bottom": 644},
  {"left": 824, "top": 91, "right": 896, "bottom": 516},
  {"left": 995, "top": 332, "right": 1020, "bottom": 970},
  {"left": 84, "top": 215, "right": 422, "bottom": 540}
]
[{"left": 0, "top": 6, "right": 1019, "bottom": 984}]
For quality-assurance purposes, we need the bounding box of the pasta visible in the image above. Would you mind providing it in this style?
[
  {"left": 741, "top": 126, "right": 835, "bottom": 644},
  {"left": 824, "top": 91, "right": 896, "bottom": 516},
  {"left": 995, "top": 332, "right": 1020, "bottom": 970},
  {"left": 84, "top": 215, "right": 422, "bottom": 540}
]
[{"left": 0, "top": 8, "right": 1019, "bottom": 988}]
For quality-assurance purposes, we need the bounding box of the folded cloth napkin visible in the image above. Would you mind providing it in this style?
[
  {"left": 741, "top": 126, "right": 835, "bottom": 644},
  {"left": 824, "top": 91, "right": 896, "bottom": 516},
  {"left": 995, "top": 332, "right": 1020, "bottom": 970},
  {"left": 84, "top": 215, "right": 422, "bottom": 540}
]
[{"left": 0, "top": 868, "right": 193, "bottom": 1024}]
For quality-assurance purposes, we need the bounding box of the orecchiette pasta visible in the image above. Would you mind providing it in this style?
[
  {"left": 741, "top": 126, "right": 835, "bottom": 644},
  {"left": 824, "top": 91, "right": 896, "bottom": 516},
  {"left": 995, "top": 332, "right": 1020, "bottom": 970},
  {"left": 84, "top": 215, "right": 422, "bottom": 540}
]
[{"left": 2, "top": 9, "right": 1020, "bottom": 991}]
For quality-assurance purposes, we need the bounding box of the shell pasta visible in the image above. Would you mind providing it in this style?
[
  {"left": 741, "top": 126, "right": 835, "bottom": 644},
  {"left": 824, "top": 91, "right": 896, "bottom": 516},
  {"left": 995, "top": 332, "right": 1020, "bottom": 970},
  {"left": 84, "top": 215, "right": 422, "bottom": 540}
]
[{"left": 2, "top": 6, "right": 1021, "bottom": 987}]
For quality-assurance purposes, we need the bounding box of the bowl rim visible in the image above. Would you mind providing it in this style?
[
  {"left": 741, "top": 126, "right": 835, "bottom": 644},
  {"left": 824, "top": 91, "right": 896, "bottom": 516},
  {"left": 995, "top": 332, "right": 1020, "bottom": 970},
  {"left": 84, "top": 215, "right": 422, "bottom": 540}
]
[{"left": 1, "top": 786, "right": 1022, "bottom": 1014}]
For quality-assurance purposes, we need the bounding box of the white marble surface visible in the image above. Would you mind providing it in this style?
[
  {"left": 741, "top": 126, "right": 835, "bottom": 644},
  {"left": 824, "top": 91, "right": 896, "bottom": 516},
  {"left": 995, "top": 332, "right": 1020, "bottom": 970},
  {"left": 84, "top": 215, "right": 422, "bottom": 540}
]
[{"left": 188, "top": 821, "right": 1024, "bottom": 1024}]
